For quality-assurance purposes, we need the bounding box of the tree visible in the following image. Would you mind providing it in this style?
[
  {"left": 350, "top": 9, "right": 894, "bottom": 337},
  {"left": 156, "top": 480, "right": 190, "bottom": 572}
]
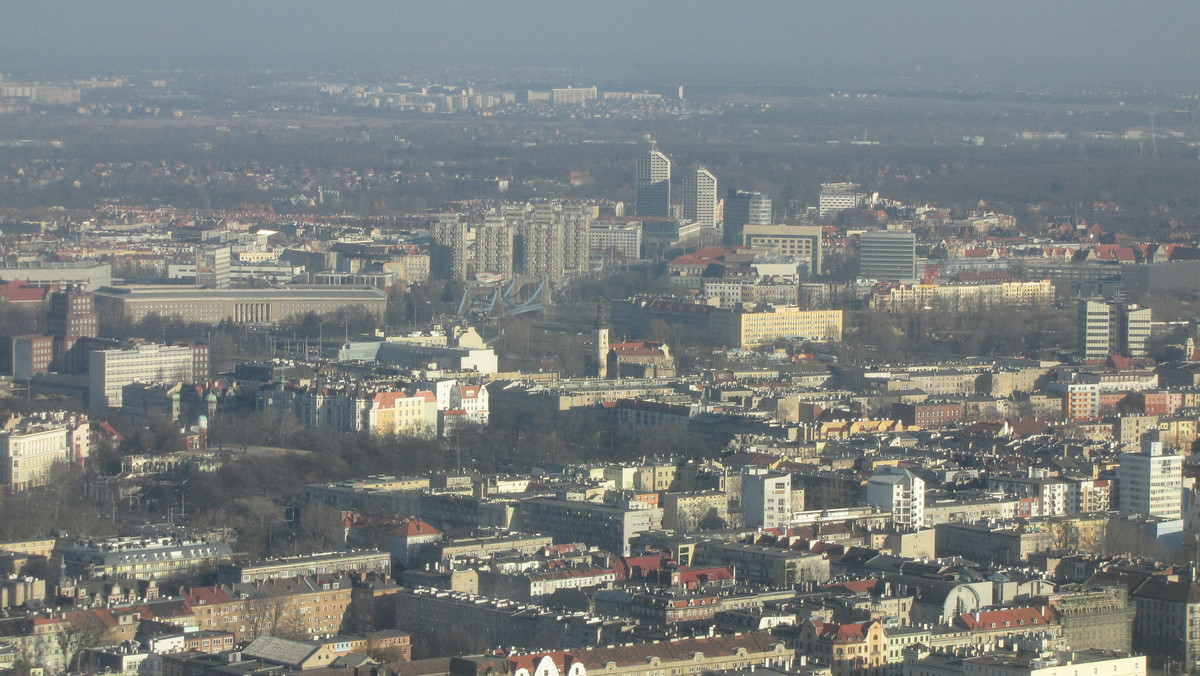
[{"left": 56, "top": 611, "right": 109, "bottom": 673}]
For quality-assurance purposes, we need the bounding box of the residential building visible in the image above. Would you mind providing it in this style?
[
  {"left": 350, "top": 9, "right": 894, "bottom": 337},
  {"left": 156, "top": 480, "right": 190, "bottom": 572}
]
[
  {"left": 516, "top": 496, "right": 663, "bottom": 556},
  {"left": 1116, "top": 436, "right": 1182, "bottom": 520},
  {"left": 0, "top": 414, "right": 87, "bottom": 492},
  {"left": 476, "top": 215, "right": 515, "bottom": 277},
  {"left": 593, "top": 588, "right": 720, "bottom": 628},
  {"left": 58, "top": 535, "right": 232, "bottom": 580},
  {"left": 743, "top": 469, "right": 792, "bottom": 529},
  {"left": 695, "top": 541, "right": 830, "bottom": 586},
  {"left": 569, "top": 630, "right": 794, "bottom": 676},
  {"left": 636, "top": 148, "right": 671, "bottom": 218},
  {"left": 1130, "top": 574, "right": 1200, "bottom": 671},
  {"left": 661, "top": 491, "right": 729, "bottom": 532},
  {"left": 217, "top": 550, "right": 390, "bottom": 584},
  {"left": 1047, "top": 586, "right": 1134, "bottom": 653},
  {"left": 520, "top": 203, "right": 566, "bottom": 278},
  {"left": 180, "top": 573, "right": 357, "bottom": 641},
  {"left": 798, "top": 618, "right": 887, "bottom": 676},
  {"left": 433, "top": 212, "right": 468, "bottom": 281},
  {"left": 395, "top": 587, "right": 623, "bottom": 649},
  {"left": 256, "top": 385, "right": 439, "bottom": 438},
  {"left": 866, "top": 467, "right": 925, "bottom": 530}
]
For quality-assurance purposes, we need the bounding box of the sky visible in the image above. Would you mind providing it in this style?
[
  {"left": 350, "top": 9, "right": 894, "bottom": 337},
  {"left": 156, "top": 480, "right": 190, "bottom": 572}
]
[{"left": 5, "top": 1, "right": 1200, "bottom": 88}]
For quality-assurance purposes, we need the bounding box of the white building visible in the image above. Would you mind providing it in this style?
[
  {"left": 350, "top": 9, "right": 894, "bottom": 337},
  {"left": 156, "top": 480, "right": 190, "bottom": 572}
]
[
  {"left": 743, "top": 468, "right": 792, "bottom": 530},
  {"left": 635, "top": 149, "right": 671, "bottom": 218},
  {"left": 1117, "top": 436, "right": 1182, "bottom": 520},
  {"left": 589, "top": 221, "right": 643, "bottom": 262},
  {"left": 818, "top": 182, "right": 865, "bottom": 219},
  {"left": 89, "top": 343, "right": 201, "bottom": 410},
  {"left": 866, "top": 466, "right": 926, "bottom": 530},
  {"left": 960, "top": 650, "right": 1144, "bottom": 676},
  {"left": 0, "top": 415, "right": 87, "bottom": 492},
  {"left": 683, "top": 167, "right": 718, "bottom": 229}
]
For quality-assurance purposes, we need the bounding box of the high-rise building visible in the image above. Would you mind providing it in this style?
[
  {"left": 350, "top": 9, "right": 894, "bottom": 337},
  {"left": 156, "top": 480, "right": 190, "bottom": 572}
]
[
  {"left": 561, "top": 203, "right": 592, "bottom": 274},
  {"left": 723, "top": 190, "right": 772, "bottom": 247},
  {"left": 866, "top": 466, "right": 925, "bottom": 530},
  {"left": 683, "top": 167, "right": 718, "bottom": 228},
  {"left": 195, "top": 245, "right": 231, "bottom": 290},
  {"left": 519, "top": 203, "right": 565, "bottom": 278},
  {"left": 1078, "top": 299, "right": 1153, "bottom": 359},
  {"left": 432, "top": 213, "right": 468, "bottom": 281},
  {"left": 859, "top": 229, "right": 917, "bottom": 282},
  {"left": 475, "top": 216, "right": 515, "bottom": 278},
  {"left": 635, "top": 148, "right": 671, "bottom": 218},
  {"left": 47, "top": 289, "right": 97, "bottom": 373},
  {"left": 1117, "top": 435, "right": 1182, "bottom": 520},
  {"left": 743, "top": 468, "right": 792, "bottom": 529}
]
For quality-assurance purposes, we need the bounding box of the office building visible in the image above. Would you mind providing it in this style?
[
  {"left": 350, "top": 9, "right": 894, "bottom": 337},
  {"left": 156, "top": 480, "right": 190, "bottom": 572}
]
[
  {"left": 724, "top": 190, "right": 772, "bottom": 247},
  {"left": 0, "top": 261, "right": 111, "bottom": 291},
  {"left": 589, "top": 221, "right": 643, "bottom": 262},
  {"left": 866, "top": 466, "right": 926, "bottom": 530},
  {"left": 92, "top": 285, "right": 387, "bottom": 326},
  {"left": 1078, "top": 299, "right": 1152, "bottom": 360},
  {"left": 683, "top": 167, "right": 718, "bottom": 228},
  {"left": 89, "top": 343, "right": 206, "bottom": 409},
  {"left": 635, "top": 148, "right": 671, "bottom": 218},
  {"left": 9, "top": 335, "right": 54, "bottom": 380},
  {"left": 1116, "top": 436, "right": 1182, "bottom": 520},
  {"left": 818, "top": 182, "right": 865, "bottom": 218},
  {"left": 860, "top": 229, "right": 918, "bottom": 282},
  {"left": 710, "top": 305, "right": 844, "bottom": 347},
  {"left": 551, "top": 86, "right": 598, "bottom": 105},
  {"left": 433, "top": 212, "right": 468, "bottom": 281},
  {"left": 743, "top": 468, "right": 792, "bottom": 529},
  {"left": 741, "top": 224, "right": 823, "bottom": 275},
  {"left": 47, "top": 290, "right": 97, "bottom": 372}
]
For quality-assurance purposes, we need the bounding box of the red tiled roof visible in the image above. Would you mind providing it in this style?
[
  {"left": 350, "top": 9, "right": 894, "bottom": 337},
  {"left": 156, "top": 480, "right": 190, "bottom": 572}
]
[{"left": 957, "top": 606, "right": 1053, "bottom": 631}]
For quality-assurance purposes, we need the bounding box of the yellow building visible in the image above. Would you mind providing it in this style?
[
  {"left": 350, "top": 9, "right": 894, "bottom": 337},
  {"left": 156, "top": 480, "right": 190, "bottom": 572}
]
[
  {"left": 1158, "top": 417, "right": 1199, "bottom": 451},
  {"left": 870, "top": 279, "right": 1054, "bottom": 313},
  {"left": 799, "top": 618, "right": 887, "bottom": 676},
  {"left": 713, "top": 305, "right": 843, "bottom": 347}
]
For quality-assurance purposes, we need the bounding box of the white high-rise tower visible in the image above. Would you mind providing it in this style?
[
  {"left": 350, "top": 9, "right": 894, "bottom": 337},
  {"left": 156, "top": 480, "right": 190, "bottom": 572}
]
[
  {"left": 635, "top": 148, "right": 671, "bottom": 218},
  {"left": 683, "top": 167, "right": 717, "bottom": 228}
]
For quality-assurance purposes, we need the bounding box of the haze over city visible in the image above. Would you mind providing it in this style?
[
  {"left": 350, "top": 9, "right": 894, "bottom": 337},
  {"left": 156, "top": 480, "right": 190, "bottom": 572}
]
[{"left": 0, "top": 2, "right": 1199, "bottom": 676}]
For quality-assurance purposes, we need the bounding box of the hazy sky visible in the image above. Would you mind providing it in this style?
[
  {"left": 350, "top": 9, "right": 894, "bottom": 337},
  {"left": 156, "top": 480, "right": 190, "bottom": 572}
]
[{"left": 5, "top": 1, "right": 1199, "bottom": 87}]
